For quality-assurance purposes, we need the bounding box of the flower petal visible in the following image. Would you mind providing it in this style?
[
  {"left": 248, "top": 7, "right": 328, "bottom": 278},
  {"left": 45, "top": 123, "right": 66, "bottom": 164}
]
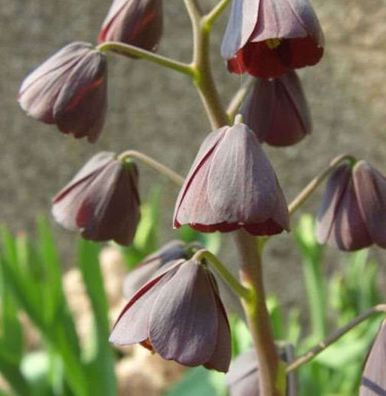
[
  {"left": 354, "top": 161, "right": 386, "bottom": 248},
  {"left": 76, "top": 162, "right": 140, "bottom": 245},
  {"left": 110, "top": 269, "right": 176, "bottom": 346},
  {"left": 207, "top": 124, "right": 280, "bottom": 224},
  {"left": 204, "top": 274, "right": 231, "bottom": 372},
  {"left": 149, "top": 261, "right": 218, "bottom": 366},
  {"left": 18, "top": 42, "right": 93, "bottom": 123},
  {"left": 221, "top": 0, "right": 260, "bottom": 60},
  {"left": 98, "top": 0, "right": 163, "bottom": 51},
  {"left": 53, "top": 50, "right": 107, "bottom": 142},
  {"left": 360, "top": 321, "right": 386, "bottom": 396},
  {"left": 53, "top": 152, "right": 115, "bottom": 203},
  {"left": 317, "top": 163, "right": 371, "bottom": 251}
]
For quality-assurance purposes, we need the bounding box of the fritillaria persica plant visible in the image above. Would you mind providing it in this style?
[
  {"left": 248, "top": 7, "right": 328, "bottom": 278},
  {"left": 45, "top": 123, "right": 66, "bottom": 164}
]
[{"left": 17, "top": 0, "right": 386, "bottom": 395}]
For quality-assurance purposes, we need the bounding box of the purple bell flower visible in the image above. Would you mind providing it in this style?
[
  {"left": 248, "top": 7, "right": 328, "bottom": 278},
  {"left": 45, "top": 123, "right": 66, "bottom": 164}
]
[
  {"left": 18, "top": 42, "right": 107, "bottom": 143},
  {"left": 98, "top": 0, "right": 163, "bottom": 52},
  {"left": 241, "top": 71, "right": 311, "bottom": 146},
  {"left": 110, "top": 259, "right": 231, "bottom": 372},
  {"left": 173, "top": 124, "right": 289, "bottom": 236},
  {"left": 52, "top": 152, "right": 140, "bottom": 246},
  {"left": 221, "top": 0, "right": 324, "bottom": 78}
]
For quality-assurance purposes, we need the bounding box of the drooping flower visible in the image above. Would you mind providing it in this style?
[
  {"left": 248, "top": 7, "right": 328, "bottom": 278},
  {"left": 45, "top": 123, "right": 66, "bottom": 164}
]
[
  {"left": 173, "top": 124, "right": 289, "bottom": 236},
  {"left": 221, "top": 0, "right": 324, "bottom": 78},
  {"left": 353, "top": 161, "right": 386, "bottom": 248},
  {"left": 98, "top": 0, "right": 163, "bottom": 52},
  {"left": 316, "top": 162, "right": 371, "bottom": 251},
  {"left": 52, "top": 152, "right": 140, "bottom": 246},
  {"left": 110, "top": 259, "right": 231, "bottom": 372},
  {"left": 18, "top": 42, "right": 107, "bottom": 143},
  {"left": 317, "top": 160, "right": 386, "bottom": 251},
  {"left": 122, "top": 240, "right": 188, "bottom": 298},
  {"left": 360, "top": 320, "right": 386, "bottom": 396},
  {"left": 240, "top": 71, "right": 311, "bottom": 146}
]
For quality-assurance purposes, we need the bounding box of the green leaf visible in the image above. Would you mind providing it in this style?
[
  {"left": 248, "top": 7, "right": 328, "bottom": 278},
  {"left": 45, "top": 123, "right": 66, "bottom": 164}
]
[
  {"left": 36, "top": 218, "right": 64, "bottom": 325},
  {"left": 229, "top": 315, "right": 253, "bottom": 357},
  {"left": 0, "top": 348, "right": 31, "bottom": 396},
  {"left": 77, "top": 239, "right": 117, "bottom": 396},
  {"left": 294, "top": 214, "right": 326, "bottom": 339},
  {"left": 167, "top": 367, "right": 225, "bottom": 396}
]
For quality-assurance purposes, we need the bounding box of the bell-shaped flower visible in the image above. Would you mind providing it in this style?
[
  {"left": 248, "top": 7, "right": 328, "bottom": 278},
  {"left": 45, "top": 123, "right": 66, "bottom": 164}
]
[
  {"left": 353, "top": 161, "right": 386, "bottom": 248},
  {"left": 122, "top": 240, "right": 187, "bottom": 298},
  {"left": 316, "top": 162, "right": 372, "bottom": 251},
  {"left": 52, "top": 152, "right": 140, "bottom": 246},
  {"left": 110, "top": 259, "right": 231, "bottom": 372},
  {"left": 360, "top": 320, "right": 386, "bottom": 396},
  {"left": 18, "top": 42, "right": 107, "bottom": 143},
  {"left": 98, "top": 0, "right": 163, "bottom": 52},
  {"left": 221, "top": 0, "right": 324, "bottom": 78},
  {"left": 317, "top": 160, "right": 386, "bottom": 251},
  {"left": 241, "top": 71, "right": 311, "bottom": 146},
  {"left": 173, "top": 124, "right": 289, "bottom": 236}
]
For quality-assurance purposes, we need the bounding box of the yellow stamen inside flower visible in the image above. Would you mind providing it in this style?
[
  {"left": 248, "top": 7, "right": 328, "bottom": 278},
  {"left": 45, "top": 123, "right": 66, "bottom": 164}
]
[{"left": 265, "top": 38, "right": 282, "bottom": 49}]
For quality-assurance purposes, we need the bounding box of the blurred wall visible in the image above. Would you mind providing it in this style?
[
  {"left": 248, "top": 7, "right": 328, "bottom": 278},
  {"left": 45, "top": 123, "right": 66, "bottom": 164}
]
[{"left": 1, "top": 0, "right": 386, "bottom": 305}]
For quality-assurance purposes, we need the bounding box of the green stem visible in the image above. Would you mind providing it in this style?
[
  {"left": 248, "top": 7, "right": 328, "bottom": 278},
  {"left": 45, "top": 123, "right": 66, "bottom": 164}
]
[
  {"left": 234, "top": 231, "right": 285, "bottom": 396},
  {"left": 203, "top": 0, "right": 231, "bottom": 28},
  {"left": 185, "top": 4, "right": 284, "bottom": 394},
  {"left": 184, "top": 0, "right": 203, "bottom": 20},
  {"left": 302, "top": 255, "right": 326, "bottom": 339},
  {"left": 287, "top": 304, "right": 386, "bottom": 372},
  {"left": 97, "top": 42, "right": 194, "bottom": 77},
  {"left": 288, "top": 154, "right": 356, "bottom": 216},
  {"left": 192, "top": 249, "right": 251, "bottom": 300},
  {"left": 227, "top": 77, "right": 255, "bottom": 120},
  {"left": 118, "top": 150, "right": 184, "bottom": 186},
  {"left": 185, "top": 0, "right": 229, "bottom": 128}
]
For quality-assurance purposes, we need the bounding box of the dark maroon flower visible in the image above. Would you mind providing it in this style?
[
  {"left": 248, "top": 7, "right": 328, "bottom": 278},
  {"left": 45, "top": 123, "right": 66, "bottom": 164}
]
[
  {"left": 316, "top": 162, "right": 371, "bottom": 251},
  {"left": 122, "top": 240, "right": 187, "bottom": 298},
  {"left": 173, "top": 124, "right": 289, "bottom": 236},
  {"left": 52, "top": 152, "right": 140, "bottom": 246},
  {"left": 353, "top": 161, "right": 386, "bottom": 249},
  {"left": 110, "top": 259, "right": 231, "bottom": 372},
  {"left": 221, "top": 0, "right": 324, "bottom": 78},
  {"left": 18, "top": 42, "right": 107, "bottom": 143},
  {"left": 241, "top": 71, "right": 311, "bottom": 146},
  {"left": 317, "top": 160, "right": 386, "bottom": 251},
  {"left": 98, "top": 0, "right": 163, "bottom": 51},
  {"left": 360, "top": 321, "right": 386, "bottom": 396}
]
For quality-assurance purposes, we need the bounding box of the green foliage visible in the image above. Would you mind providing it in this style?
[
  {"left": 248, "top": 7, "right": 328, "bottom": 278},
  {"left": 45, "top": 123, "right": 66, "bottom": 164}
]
[
  {"left": 169, "top": 214, "right": 384, "bottom": 396},
  {"left": 291, "top": 214, "right": 382, "bottom": 396},
  {"left": 0, "top": 206, "right": 383, "bottom": 396}
]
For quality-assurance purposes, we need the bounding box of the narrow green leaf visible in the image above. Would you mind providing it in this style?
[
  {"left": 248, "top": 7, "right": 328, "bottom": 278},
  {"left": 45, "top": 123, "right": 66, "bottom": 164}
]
[
  {"left": 77, "top": 239, "right": 117, "bottom": 396},
  {"left": 294, "top": 214, "right": 326, "bottom": 339},
  {"left": 0, "top": 349, "right": 31, "bottom": 396}
]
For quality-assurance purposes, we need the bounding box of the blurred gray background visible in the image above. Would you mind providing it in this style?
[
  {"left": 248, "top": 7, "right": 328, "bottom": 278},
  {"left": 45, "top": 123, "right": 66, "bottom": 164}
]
[{"left": 1, "top": 0, "right": 386, "bottom": 306}]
